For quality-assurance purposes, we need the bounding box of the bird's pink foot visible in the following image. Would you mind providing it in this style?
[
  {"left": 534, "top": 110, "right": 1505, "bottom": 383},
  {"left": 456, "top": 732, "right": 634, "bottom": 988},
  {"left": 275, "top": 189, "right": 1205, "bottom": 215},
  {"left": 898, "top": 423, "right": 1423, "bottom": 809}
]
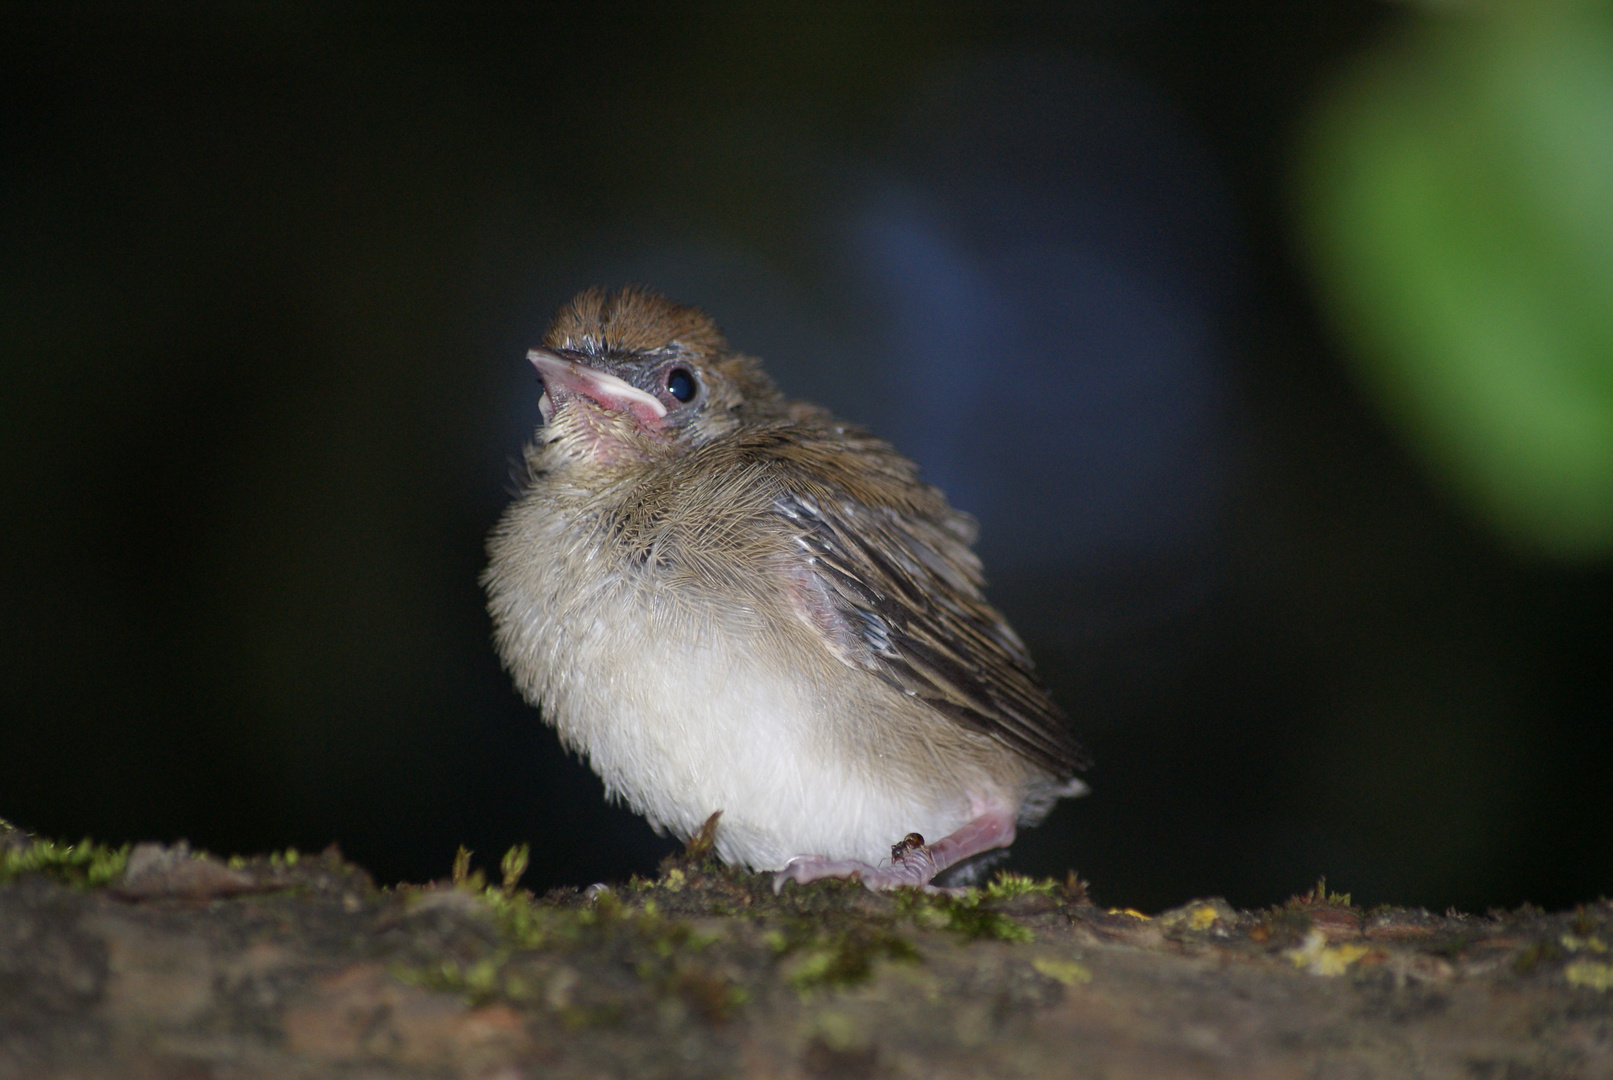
[
  {"left": 772, "top": 849, "right": 939, "bottom": 891},
  {"left": 772, "top": 808, "right": 1017, "bottom": 893}
]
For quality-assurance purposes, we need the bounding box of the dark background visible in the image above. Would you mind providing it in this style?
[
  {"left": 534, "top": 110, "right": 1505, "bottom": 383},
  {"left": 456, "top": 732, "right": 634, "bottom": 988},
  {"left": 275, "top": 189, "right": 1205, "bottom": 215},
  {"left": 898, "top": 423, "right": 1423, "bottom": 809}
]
[{"left": 4, "top": 3, "right": 1609, "bottom": 914}]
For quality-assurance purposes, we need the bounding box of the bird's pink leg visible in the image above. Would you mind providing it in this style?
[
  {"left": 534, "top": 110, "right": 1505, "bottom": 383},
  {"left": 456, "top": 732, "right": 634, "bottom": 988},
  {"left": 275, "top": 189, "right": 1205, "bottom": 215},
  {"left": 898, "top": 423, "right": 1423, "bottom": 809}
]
[{"left": 773, "top": 803, "right": 1017, "bottom": 893}]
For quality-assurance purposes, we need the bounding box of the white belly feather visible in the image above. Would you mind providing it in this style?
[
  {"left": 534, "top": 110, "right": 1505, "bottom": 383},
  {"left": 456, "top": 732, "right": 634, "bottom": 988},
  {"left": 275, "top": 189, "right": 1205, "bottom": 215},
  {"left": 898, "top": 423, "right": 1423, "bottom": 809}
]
[{"left": 497, "top": 534, "right": 973, "bottom": 870}]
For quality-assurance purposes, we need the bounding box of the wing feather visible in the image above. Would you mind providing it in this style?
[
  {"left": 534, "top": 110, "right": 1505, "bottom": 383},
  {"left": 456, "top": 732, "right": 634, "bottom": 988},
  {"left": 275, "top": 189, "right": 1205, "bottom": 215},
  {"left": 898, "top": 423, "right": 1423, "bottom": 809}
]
[{"left": 743, "top": 427, "right": 1089, "bottom": 776}]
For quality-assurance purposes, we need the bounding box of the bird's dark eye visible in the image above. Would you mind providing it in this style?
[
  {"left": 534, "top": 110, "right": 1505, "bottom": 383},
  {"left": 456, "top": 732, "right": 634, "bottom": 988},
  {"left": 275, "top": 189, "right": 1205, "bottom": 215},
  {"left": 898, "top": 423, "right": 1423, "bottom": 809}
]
[{"left": 666, "top": 367, "right": 697, "bottom": 403}]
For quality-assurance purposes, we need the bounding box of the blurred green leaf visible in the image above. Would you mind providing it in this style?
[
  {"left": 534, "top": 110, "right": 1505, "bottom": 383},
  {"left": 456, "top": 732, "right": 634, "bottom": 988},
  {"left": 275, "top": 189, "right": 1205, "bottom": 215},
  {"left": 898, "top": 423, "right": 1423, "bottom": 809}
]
[{"left": 1295, "top": 3, "right": 1613, "bottom": 559}]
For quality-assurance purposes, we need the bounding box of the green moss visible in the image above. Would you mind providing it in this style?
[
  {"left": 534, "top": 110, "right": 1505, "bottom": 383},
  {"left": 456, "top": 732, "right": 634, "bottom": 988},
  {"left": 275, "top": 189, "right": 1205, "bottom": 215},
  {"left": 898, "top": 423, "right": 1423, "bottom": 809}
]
[
  {"left": 1032, "top": 956, "right": 1093, "bottom": 986},
  {"left": 500, "top": 843, "right": 529, "bottom": 892},
  {"left": 980, "top": 871, "right": 1058, "bottom": 901},
  {"left": 776, "top": 925, "right": 921, "bottom": 992},
  {"left": 412, "top": 857, "right": 743, "bottom": 1020},
  {"left": 894, "top": 886, "right": 1036, "bottom": 943},
  {"left": 1286, "top": 877, "right": 1353, "bottom": 910},
  {"left": 481, "top": 886, "right": 555, "bottom": 949},
  {"left": 1514, "top": 938, "right": 1566, "bottom": 975},
  {"left": 393, "top": 954, "right": 530, "bottom": 1006},
  {"left": 0, "top": 837, "right": 129, "bottom": 888},
  {"left": 449, "top": 845, "right": 486, "bottom": 891}
]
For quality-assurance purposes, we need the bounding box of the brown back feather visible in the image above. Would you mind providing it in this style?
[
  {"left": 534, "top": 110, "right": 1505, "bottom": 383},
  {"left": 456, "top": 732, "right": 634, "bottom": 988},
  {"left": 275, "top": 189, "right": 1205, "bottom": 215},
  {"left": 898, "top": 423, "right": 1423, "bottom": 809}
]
[{"left": 690, "top": 424, "right": 1090, "bottom": 777}]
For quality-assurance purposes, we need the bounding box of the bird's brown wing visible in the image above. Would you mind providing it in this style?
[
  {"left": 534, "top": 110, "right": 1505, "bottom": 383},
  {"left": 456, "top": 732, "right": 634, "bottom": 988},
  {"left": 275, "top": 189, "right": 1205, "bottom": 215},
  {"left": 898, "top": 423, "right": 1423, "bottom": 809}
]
[{"left": 751, "top": 427, "right": 1089, "bottom": 777}]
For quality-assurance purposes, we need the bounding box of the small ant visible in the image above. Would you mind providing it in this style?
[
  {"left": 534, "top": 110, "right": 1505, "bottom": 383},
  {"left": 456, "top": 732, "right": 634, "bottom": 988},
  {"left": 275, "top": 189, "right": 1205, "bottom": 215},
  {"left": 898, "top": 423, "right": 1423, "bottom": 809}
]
[{"left": 890, "top": 832, "right": 926, "bottom": 863}]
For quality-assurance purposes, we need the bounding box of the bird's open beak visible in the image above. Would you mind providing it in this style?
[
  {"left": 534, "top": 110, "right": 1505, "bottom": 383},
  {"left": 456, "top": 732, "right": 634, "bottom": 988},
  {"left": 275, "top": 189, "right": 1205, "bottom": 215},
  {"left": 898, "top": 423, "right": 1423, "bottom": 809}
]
[{"left": 528, "top": 349, "right": 667, "bottom": 429}]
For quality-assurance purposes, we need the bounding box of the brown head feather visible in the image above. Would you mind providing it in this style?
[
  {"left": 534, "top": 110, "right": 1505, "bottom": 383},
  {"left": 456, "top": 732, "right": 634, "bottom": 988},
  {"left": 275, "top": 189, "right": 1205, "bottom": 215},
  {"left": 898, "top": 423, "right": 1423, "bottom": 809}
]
[
  {"left": 544, "top": 285, "right": 731, "bottom": 359},
  {"left": 542, "top": 286, "right": 788, "bottom": 431}
]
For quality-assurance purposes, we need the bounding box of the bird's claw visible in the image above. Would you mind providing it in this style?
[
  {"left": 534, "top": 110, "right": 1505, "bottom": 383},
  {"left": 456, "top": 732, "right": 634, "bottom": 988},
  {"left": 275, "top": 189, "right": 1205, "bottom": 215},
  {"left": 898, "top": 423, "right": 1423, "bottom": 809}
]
[{"left": 773, "top": 842, "right": 940, "bottom": 893}]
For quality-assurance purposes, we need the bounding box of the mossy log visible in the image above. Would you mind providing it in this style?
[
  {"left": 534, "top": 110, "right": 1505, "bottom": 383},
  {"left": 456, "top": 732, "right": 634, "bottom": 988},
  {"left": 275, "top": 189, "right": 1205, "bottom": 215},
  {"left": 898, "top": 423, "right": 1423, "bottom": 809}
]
[{"left": 2, "top": 817, "right": 1609, "bottom": 1079}]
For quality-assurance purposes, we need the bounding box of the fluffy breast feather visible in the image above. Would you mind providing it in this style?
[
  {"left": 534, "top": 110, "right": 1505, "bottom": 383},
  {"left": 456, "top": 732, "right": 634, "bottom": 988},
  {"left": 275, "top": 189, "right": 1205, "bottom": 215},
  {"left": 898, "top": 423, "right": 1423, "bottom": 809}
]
[{"left": 482, "top": 437, "right": 1044, "bottom": 867}]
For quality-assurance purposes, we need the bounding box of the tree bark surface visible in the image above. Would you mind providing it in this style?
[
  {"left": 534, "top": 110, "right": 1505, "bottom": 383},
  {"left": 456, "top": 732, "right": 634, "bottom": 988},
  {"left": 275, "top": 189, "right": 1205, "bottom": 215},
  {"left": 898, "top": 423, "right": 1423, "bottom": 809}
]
[{"left": 2, "top": 820, "right": 1609, "bottom": 1079}]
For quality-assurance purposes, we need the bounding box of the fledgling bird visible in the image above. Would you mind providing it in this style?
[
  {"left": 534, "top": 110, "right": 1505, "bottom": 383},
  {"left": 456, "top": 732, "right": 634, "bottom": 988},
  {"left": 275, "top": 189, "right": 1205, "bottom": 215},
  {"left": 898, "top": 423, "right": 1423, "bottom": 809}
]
[{"left": 483, "top": 287, "right": 1089, "bottom": 890}]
